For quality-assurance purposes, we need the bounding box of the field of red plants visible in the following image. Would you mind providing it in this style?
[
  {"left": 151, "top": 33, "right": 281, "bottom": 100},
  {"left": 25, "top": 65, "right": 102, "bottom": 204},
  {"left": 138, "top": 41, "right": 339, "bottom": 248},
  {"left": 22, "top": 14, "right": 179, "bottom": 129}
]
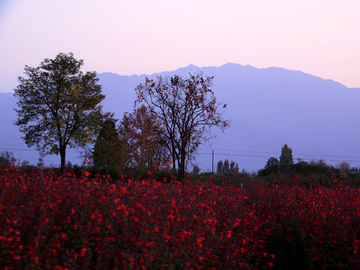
[{"left": 1, "top": 167, "right": 360, "bottom": 269}]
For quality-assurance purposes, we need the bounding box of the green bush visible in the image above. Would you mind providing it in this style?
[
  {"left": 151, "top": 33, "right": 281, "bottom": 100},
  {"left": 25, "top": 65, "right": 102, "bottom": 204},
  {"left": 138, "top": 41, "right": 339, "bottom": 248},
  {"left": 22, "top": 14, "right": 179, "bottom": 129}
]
[{"left": 73, "top": 164, "right": 83, "bottom": 179}]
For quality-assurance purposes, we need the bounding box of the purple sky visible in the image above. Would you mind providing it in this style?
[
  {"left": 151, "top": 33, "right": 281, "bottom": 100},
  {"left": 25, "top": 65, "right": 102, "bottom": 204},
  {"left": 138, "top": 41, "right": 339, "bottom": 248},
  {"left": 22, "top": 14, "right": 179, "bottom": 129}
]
[{"left": 1, "top": 0, "right": 360, "bottom": 92}]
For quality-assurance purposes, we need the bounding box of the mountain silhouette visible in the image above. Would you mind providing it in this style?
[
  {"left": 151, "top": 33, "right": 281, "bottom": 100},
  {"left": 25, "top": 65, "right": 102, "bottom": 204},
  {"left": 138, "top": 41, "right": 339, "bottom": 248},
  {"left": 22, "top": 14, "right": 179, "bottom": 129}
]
[{"left": 2, "top": 63, "right": 360, "bottom": 171}]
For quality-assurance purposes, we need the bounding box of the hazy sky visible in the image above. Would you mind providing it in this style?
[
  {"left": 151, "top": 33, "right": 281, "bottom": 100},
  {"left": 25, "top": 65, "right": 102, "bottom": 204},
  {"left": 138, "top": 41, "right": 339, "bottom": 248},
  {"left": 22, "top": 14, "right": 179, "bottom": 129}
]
[{"left": 1, "top": 0, "right": 360, "bottom": 92}]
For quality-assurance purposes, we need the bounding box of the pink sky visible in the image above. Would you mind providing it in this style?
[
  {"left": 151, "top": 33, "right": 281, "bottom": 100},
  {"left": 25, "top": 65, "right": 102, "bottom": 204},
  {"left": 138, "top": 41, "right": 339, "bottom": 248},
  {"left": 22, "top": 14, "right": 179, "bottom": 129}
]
[{"left": 1, "top": 0, "right": 360, "bottom": 92}]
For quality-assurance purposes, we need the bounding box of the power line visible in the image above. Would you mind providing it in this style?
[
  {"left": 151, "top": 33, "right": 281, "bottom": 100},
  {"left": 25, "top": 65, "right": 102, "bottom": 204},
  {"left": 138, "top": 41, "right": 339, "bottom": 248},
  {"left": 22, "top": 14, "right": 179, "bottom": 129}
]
[
  {"left": 0, "top": 147, "right": 79, "bottom": 153},
  {"left": 0, "top": 148, "right": 37, "bottom": 152},
  {"left": 198, "top": 152, "right": 360, "bottom": 163},
  {"left": 0, "top": 144, "right": 26, "bottom": 146},
  {"left": 197, "top": 148, "right": 360, "bottom": 160},
  {"left": 3, "top": 143, "right": 360, "bottom": 160}
]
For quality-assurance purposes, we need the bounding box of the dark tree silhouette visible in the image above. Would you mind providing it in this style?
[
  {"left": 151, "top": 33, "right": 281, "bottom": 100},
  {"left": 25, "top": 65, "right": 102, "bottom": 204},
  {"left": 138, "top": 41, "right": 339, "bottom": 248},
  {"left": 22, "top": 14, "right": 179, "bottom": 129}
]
[
  {"left": 279, "top": 144, "right": 293, "bottom": 165},
  {"left": 14, "top": 52, "right": 111, "bottom": 172},
  {"left": 93, "top": 119, "right": 124, "bottom": 168},
  {"left": 265, "top": 157, "right": 279, "bottom": 169},
  {"left": 217, "top": 159, "right": 239, "bottom": 174}
]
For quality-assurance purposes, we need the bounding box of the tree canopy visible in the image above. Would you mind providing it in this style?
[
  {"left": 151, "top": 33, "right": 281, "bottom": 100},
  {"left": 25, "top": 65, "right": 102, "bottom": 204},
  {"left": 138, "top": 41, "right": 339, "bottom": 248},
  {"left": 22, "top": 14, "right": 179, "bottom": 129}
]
[
  {"left": 118, "top": 105, "right": 167, "bottom": 169},
  {"left": 217, "top": 159, "right": 239, "bottom": 174},
  {"left": 279, "top": 144, "right": 293, "bottom": 165},
  {"left": 265, "top": 157, "right": 279, "bottom": 169},
  {"left": 135, "top": 72, "right": 228, "bottom": 180},
  {"left": 14, "top": 52, "right": 110, "bottom": 172},
  {"left": 93, "top": 119, "right": 124, "bottom": 168}
]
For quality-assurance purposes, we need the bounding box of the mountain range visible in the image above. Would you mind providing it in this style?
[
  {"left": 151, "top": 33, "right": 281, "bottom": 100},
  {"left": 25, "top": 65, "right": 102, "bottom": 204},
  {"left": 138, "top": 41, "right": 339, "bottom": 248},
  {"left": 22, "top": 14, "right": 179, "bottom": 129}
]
[{"left": 1, "top": 63, "right": 360, "bottom": 172}]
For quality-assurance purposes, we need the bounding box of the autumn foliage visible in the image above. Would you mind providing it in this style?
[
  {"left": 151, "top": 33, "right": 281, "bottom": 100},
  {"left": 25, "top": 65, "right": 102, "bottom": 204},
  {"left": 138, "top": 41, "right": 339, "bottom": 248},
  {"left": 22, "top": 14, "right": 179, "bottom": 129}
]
[
  {"left": 135, "top": 73, "right": 228, "bottom": 181},
  {"left": 118, "top": 105, "right": 167, "bottom": 170},
  {"left": 1, "top": 167, "right": 360, "bottom": 269}
]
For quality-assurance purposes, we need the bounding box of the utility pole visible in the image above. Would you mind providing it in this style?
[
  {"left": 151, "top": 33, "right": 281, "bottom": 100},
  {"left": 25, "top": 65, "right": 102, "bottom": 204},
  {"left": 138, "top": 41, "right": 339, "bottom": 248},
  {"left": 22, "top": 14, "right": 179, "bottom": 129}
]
[{"left": 212, "top": 150, "right": 214, "bottom": 174}]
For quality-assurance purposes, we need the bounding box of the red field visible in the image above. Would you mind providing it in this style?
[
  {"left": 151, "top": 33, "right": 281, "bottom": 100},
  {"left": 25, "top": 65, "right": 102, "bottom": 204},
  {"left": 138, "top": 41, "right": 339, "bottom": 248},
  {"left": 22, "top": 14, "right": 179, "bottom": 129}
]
[{"left": 1, "top": 167, "right": 360, "bottom": 269}]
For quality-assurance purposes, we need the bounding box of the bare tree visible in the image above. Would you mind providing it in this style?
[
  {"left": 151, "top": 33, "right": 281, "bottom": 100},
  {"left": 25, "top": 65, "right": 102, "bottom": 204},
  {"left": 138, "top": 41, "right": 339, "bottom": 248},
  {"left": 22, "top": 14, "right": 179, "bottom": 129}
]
[{"left": 135, "top": 72, "right": 228, "bottom": 180}]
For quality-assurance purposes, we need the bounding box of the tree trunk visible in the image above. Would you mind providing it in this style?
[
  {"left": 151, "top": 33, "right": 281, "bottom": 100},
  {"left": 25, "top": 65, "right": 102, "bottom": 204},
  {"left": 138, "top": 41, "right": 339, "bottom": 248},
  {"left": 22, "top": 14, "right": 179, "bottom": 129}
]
[
  {"left": 60, "top": 145, "right": 66, "bottom": 174},
  {"left": 172, "top": 144, "right": 176, "bottom": 175},
  {"left": 177, "top": 159, "right": 183, "bottom": 182},
  {"left": 181, "top": 154, "right": 186, "bottom": 182},
  {"left": 172, "top": 155, "right": 176, "bottom": 175},
  {"left": 178, "top": 148, "right": 186, "bottom": 182}
]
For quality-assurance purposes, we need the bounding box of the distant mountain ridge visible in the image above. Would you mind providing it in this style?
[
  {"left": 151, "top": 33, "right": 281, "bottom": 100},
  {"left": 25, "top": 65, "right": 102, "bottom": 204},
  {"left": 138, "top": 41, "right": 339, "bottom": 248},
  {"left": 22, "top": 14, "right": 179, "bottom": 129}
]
[{"left": 1, "top": 63, "right": 360, "bottom": 171}]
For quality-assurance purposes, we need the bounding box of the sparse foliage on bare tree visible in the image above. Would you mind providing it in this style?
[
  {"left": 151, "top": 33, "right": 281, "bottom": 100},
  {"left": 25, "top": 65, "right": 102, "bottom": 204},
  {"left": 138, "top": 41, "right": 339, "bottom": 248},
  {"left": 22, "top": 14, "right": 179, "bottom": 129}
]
[
  {"left": 14, "top": 52, "right": 111, "bottom": 173},
  {"left": 135, "top": 72, "right": 229, "bottom": 180},
  {"left": 0, "top": 151, "right": 16, "bottom": 167}
]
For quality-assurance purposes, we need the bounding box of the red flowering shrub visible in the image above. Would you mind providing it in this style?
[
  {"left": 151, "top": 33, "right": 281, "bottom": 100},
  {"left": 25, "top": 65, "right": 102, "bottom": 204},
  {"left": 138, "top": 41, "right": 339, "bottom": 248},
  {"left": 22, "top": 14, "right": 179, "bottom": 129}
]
[{"left": 0, "top": 167, "right": 360, "bottom": 269}]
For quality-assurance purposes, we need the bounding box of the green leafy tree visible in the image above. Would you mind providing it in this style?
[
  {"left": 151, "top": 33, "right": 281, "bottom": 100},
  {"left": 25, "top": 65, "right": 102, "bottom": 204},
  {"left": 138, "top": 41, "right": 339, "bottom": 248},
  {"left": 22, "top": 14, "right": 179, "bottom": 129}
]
[
  {"left": 279, "top": 144, "right": 293, "bottom": 165},
  {"left": 135, "top": 72, "right": 228, "bottom": 181},
  {"left": 14, "top": 52, "right": 110, "bottom": 173},
  {"left": 265, "top": 157, "right": 279, "bottom": 169},
  {"left": 93, "top": 119, "right": 124, "bottom": 168},
  {"left": 217, "top": 160, "right": 224, "bottom": 174},
  {"left": 223, "top": 159, "right": 230, "bottom": 173},
  {"left": 230, "top": 160, "right": 239, "bottom": 173},
  {"left": 217, "top": 159, "right": 239, "bottom": 174}
]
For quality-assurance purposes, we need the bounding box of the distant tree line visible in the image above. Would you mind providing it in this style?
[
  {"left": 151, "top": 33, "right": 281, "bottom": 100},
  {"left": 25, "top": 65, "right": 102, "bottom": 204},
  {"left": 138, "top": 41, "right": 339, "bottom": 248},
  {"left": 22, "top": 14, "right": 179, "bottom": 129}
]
[
  {"left": 217, "top": 159, "right": 239, "bottom": 174},
  {"left": 259, "top": 144, "right": 358, "bottom": 184}
]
